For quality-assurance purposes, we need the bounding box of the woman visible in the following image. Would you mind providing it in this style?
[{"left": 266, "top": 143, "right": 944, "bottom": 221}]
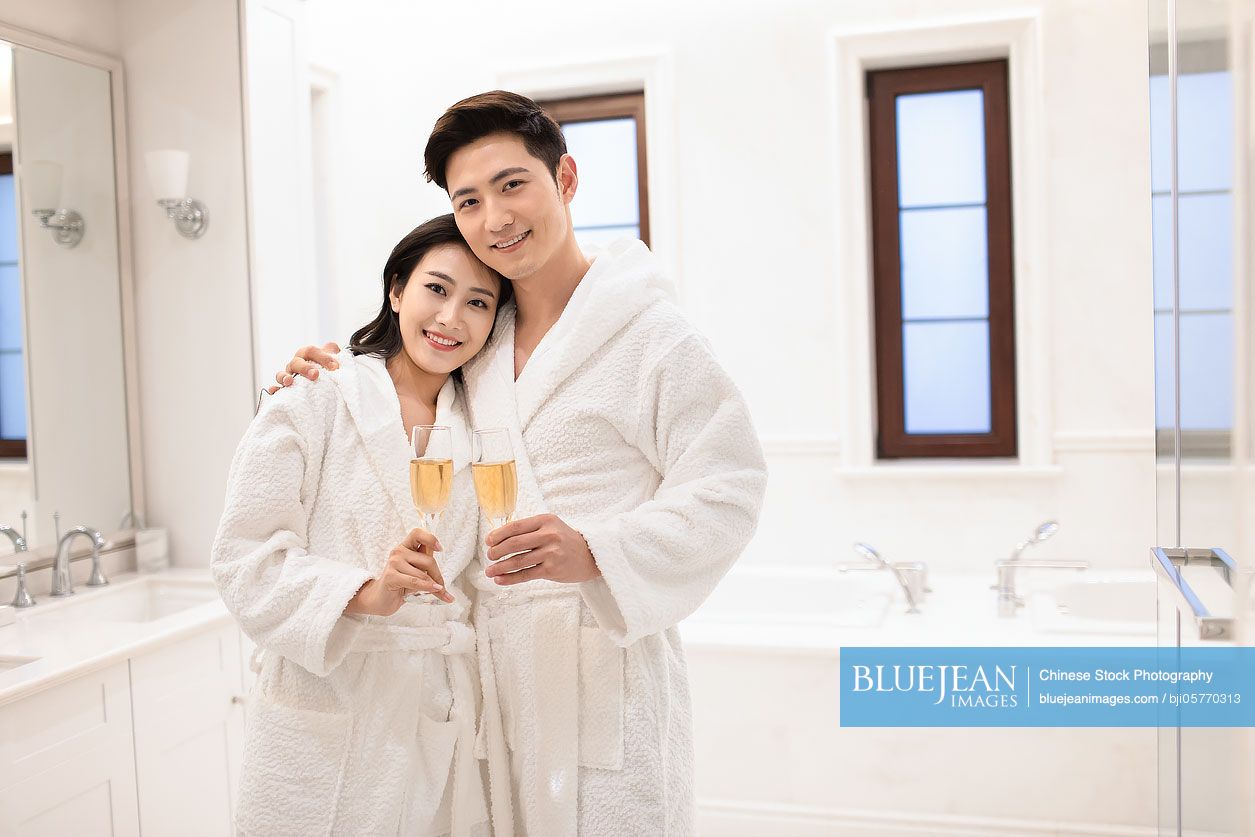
[{"left": 212, "top": 214, "right": 511, "bottom": 836}]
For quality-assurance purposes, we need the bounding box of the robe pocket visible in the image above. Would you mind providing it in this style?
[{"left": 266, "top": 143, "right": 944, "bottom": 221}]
[
  {"left": 486, "top": 615, "right": 519, "bottom": 751},
  {"left": 403, "top": 713, "right": 462, "bottom": 833},
  {"left": 578, "top": 626, "right": 625, "bottom": 770},
  {"left": 235, "top": 696, "right": 352, "bottom": 836}
]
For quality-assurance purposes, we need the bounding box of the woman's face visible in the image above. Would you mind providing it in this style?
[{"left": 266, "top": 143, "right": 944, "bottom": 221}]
[{"left": 390, "top": 243, "right": 502, "bottom": 375}]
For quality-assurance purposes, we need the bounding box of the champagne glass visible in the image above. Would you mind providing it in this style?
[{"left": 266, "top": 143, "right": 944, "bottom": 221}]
[
  {"left": 471, "top": 428, "right": 518, "bottom": 599},
  {"left": 409, "top": 425, "right": 453, "bottom": 601}
]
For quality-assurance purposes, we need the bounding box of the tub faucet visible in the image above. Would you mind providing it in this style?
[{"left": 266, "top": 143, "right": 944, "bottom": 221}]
[
  {"left": 992, "top": 521, "right": 1088, "bottom": 617},
  {"left": 0, "top": 524, "right": 27, "bottom": 557},
  {"left": 838, "top": 542, "right": 929, "bottom": 614},
  {"left": 51, "top": 526, "right": 107, "bottom": 597}
]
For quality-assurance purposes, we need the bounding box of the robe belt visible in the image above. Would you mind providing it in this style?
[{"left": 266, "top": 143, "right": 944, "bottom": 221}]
[
  {"left": 355, "top": 620, "right": 481, "bottom": 837},
  {"left": 352, "top": 620, "right": 477, "bottom": 654},
  {"left": 474, "top": 588, "right": 583, "bottom": 837}
]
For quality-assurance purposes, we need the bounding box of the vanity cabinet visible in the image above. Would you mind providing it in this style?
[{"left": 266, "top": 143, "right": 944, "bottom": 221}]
[
  {"left": 0, "top": 662, "right": 142, "bottom": 835},
  {"left": 0, "top": 622, "right": 247, "bottom": 836},
  {"left": 131, "top": 626, "right": 246, "bottom": 837}
]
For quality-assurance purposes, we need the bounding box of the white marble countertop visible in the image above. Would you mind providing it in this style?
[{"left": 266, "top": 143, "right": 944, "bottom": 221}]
[{"left": 0, "top": 568, "right": 232, "bottom": 706}]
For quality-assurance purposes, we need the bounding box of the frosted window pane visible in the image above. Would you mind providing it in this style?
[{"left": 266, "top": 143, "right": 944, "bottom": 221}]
[
  {"left": 1151, "top": 195, "right": 1172, "bottom": 310},
  {"left": 0, "top": 265, "right": 21, "bottom": 352},
  {"left": 1178, "top": 193, "right": 1232, "bottom": 312},
  {"left": 561, "top": 119, "right": 639, "bottom": 229},
  {"left": 1149, "top": 75, "right": 1171, "bottom": 194},
  {"left": 1179, "top": 312, "right": 1233, "bottom": 431},
  {"left": 896, "top": 90, "right": 986, "bottom": 208},
  {"left": 574, "top": 225, "right": 638, "bottom": 250},
  {"left": 0, "top": 175, "right": 15, "bottom": 264},
  {"left": 900, "top": 206, "right": 988, "bottom": 320},
  {"left": 0, "top": 352, "right": 25, "bottom": 440},
  {"left": 1178, "top": 72, "right": 1232, "bottom": 193},
  {"left": 1153, "top": 312, "right": 1176, "bottom": 429},
  {"left": 902, "top": 321, "right": 991, "bottom": 434}
]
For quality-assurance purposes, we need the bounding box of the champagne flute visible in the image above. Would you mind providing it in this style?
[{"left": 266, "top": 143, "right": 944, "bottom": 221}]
[
  {"left": 471, "top": 428, "right": 519, "bottom": 599},
  {"left": 409, "top": 425, "right": 453, "bottom": 600}
]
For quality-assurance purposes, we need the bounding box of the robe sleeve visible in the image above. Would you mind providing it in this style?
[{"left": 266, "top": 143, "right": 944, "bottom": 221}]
[
  {"left": 577, "top": 333, "right": 768, "bottom": 646},
  {"left": 211, "top": 385, "right": 374, "bottom": 676}
]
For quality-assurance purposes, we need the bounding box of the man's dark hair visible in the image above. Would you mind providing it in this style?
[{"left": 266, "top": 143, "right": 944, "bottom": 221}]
[
  {"left": 423, "top": 90, "right": 567, "bottom": 191},
  {"left": 349, "top": 214, "right": 512, "bottom": 361}
]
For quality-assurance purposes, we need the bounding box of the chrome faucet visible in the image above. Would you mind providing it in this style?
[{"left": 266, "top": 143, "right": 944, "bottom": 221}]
[
  {"left": 839, "top": 542, "right": 930, "bottom": 614},
  {"left": 51, "top": 526, "right": 107, "bottom": 597},
  {"left": 992, "top": 520, "right": 1088, "bottom": 617},
  {"left": 0, "top": 524, "right": 27, "bottom": 558},
  {"left": 1, "top": 524, "right": 31, "bottom": 607}
]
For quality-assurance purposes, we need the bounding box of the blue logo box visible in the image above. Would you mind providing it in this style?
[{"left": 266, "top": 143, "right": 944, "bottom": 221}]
[{"left": 839, "top": 647, "right": 1255, "bottom": 727}]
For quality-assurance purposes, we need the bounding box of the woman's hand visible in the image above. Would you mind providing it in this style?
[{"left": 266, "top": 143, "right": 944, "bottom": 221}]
[
  {"left": 262, "top": 342, "right": 343, "bottom": 396},
  {"left": 345, "top": 528, "right": 456, "bottom": 616}
]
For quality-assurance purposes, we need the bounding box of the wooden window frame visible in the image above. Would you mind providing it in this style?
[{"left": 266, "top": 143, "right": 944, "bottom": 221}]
[
  {"left": 867, "top": 59, "right": 1017, "bottom": 459},
  {"left": 0, "top": 152, "right": 25, "bottom": 460},
  {"left": 537, "top": 91, "right": 650, "bottom": 247}
]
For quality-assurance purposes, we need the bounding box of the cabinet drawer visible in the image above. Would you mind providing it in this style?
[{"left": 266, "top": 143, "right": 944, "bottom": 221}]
[{"left": 0, "top": 662, "right": 135, "bottom": 785}]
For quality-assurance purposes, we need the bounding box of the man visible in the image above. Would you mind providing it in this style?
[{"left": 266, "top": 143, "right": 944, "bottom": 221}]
[{"left": 275, "top": 91, "right": 766, "bottom": 836}]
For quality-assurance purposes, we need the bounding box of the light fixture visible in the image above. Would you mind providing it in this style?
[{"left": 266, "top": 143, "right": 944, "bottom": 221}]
[
  {"left": 145, "top": 149, "right": 208, "bottom": 239},
  {"left": 22, "top": 161, "right": 84, "bottom": 248}
]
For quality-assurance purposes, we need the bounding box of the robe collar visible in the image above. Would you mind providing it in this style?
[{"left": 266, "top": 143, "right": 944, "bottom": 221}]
[
  {"left": 466, "top": 238, "right": 674, "bottom": 431},
  {"left": 327, "top": 350, "right": 469, "bottom": 526}
]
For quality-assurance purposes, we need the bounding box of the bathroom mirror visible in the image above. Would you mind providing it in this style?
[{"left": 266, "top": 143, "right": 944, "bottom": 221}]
[{"left": 0, "top": 33, "right": 137, "bottom": 553}]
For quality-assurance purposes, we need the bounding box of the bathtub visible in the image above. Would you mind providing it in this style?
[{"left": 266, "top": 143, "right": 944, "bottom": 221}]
[{"left": 680, "top": 566, "right": 1163, "bottom": 837}]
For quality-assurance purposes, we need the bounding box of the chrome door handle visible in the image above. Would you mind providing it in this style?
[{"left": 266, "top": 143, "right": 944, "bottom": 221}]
[{"left": 1151, "top": 547, "right": 1237, "bottom": 641}]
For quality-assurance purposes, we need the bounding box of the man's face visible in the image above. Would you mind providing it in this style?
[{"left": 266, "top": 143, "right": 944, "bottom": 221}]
[{"left": 446, "top": 132, "right": 577, "bottom": 283}]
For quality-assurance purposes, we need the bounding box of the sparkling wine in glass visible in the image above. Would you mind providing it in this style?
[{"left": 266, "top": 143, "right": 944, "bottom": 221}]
[
  {"left": 410, "top": 424, "right": 454, "bottom": 536},
  {"left": 472, "top": 428, "right": 518, "bottom": 597},
  {"left": 408, "top": 425, "right": 453, "bottom": 602}
]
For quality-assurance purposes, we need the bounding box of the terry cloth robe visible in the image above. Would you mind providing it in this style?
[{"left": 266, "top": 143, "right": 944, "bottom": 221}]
[
  {"left": 462, "top": 238, "right": 769, "bottom": 837},
  {"left": 211, "top": 351, "right": 489, "bottom": 837}
]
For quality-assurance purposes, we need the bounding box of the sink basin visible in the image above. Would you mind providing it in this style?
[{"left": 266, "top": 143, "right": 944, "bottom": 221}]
[
  {"left": 0, "top": 654, "right": 39, "bottom": 673},
  {"left": 1030, "top": 577, "right": 1157, "bottom": 635},
  {"left": 28, "top": 577, "right": 218, "bottom": 624}
]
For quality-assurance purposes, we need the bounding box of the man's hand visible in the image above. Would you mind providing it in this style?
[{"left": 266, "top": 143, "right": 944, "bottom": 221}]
[
  {"left": 345, "top": 527, "right": 455, "bottom": 616},
  {"left": 484, "top": 513, "right": 602, "bottom": 585},
  {"left": 262, "top": 342, "right": 343, "bottom": 396}
]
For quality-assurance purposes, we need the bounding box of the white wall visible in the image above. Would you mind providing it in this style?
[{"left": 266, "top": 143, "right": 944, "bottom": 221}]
[
  {"left": 0, "top": 0, "right": 120, "bottom": 57},
  {"left": 296, "top": 0, "right": 1158, "bottom": 574},
  {"left": 116, "top": 0, "right": 254, "bottom": 566}
]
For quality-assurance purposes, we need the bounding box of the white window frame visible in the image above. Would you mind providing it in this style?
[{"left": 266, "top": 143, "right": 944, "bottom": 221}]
[{"left": 828, "top": 13, "right": 1060, "bottom": 477}]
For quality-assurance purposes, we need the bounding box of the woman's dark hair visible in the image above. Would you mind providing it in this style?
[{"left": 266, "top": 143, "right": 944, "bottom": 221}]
[
  {"left": 348, "top": 213, "right": 512, "bottom": 361},
  {"left": 424, "top": 90, "right": 567, "bottom": 191}
]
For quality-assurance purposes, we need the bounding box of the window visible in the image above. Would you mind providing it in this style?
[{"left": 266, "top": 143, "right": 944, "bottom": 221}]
[
  {"left": 1149, "top": 42, "right": 1233, "bottom": 458},
  {"left": 538, "top": 92, "right": 649, "bottom": 249},
  {"left": 0, "top": 153, "right": 25, "bottom": 459},
  {"left": 867, "top": 60, "right": 1016, "bottom": 459}
]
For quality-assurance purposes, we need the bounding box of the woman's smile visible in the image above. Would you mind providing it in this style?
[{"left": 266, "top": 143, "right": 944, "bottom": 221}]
[{"left": 423, "top": 328, "right": 464, "bottom": 352}]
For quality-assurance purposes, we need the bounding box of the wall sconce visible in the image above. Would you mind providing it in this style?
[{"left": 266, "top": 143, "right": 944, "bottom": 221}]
[
  {"left": 22, "top": 161, "right": 84, "bottom": 248},
  {"left": 145, "top": 150, "right": 208, "bottom": 239}
]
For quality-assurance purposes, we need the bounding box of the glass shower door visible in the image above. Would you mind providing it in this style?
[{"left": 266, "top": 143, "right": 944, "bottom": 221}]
[{"left": 1149, "top": 1, "right": 1255, "bottom": 834}]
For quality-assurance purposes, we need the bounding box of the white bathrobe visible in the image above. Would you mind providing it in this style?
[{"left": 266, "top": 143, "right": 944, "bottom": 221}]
[
  {"left": 462, "top": 238, "right": 769, "bottom": 837},
  {"left": 211, "top": 351, "right": 489, "bottom": 837}
]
